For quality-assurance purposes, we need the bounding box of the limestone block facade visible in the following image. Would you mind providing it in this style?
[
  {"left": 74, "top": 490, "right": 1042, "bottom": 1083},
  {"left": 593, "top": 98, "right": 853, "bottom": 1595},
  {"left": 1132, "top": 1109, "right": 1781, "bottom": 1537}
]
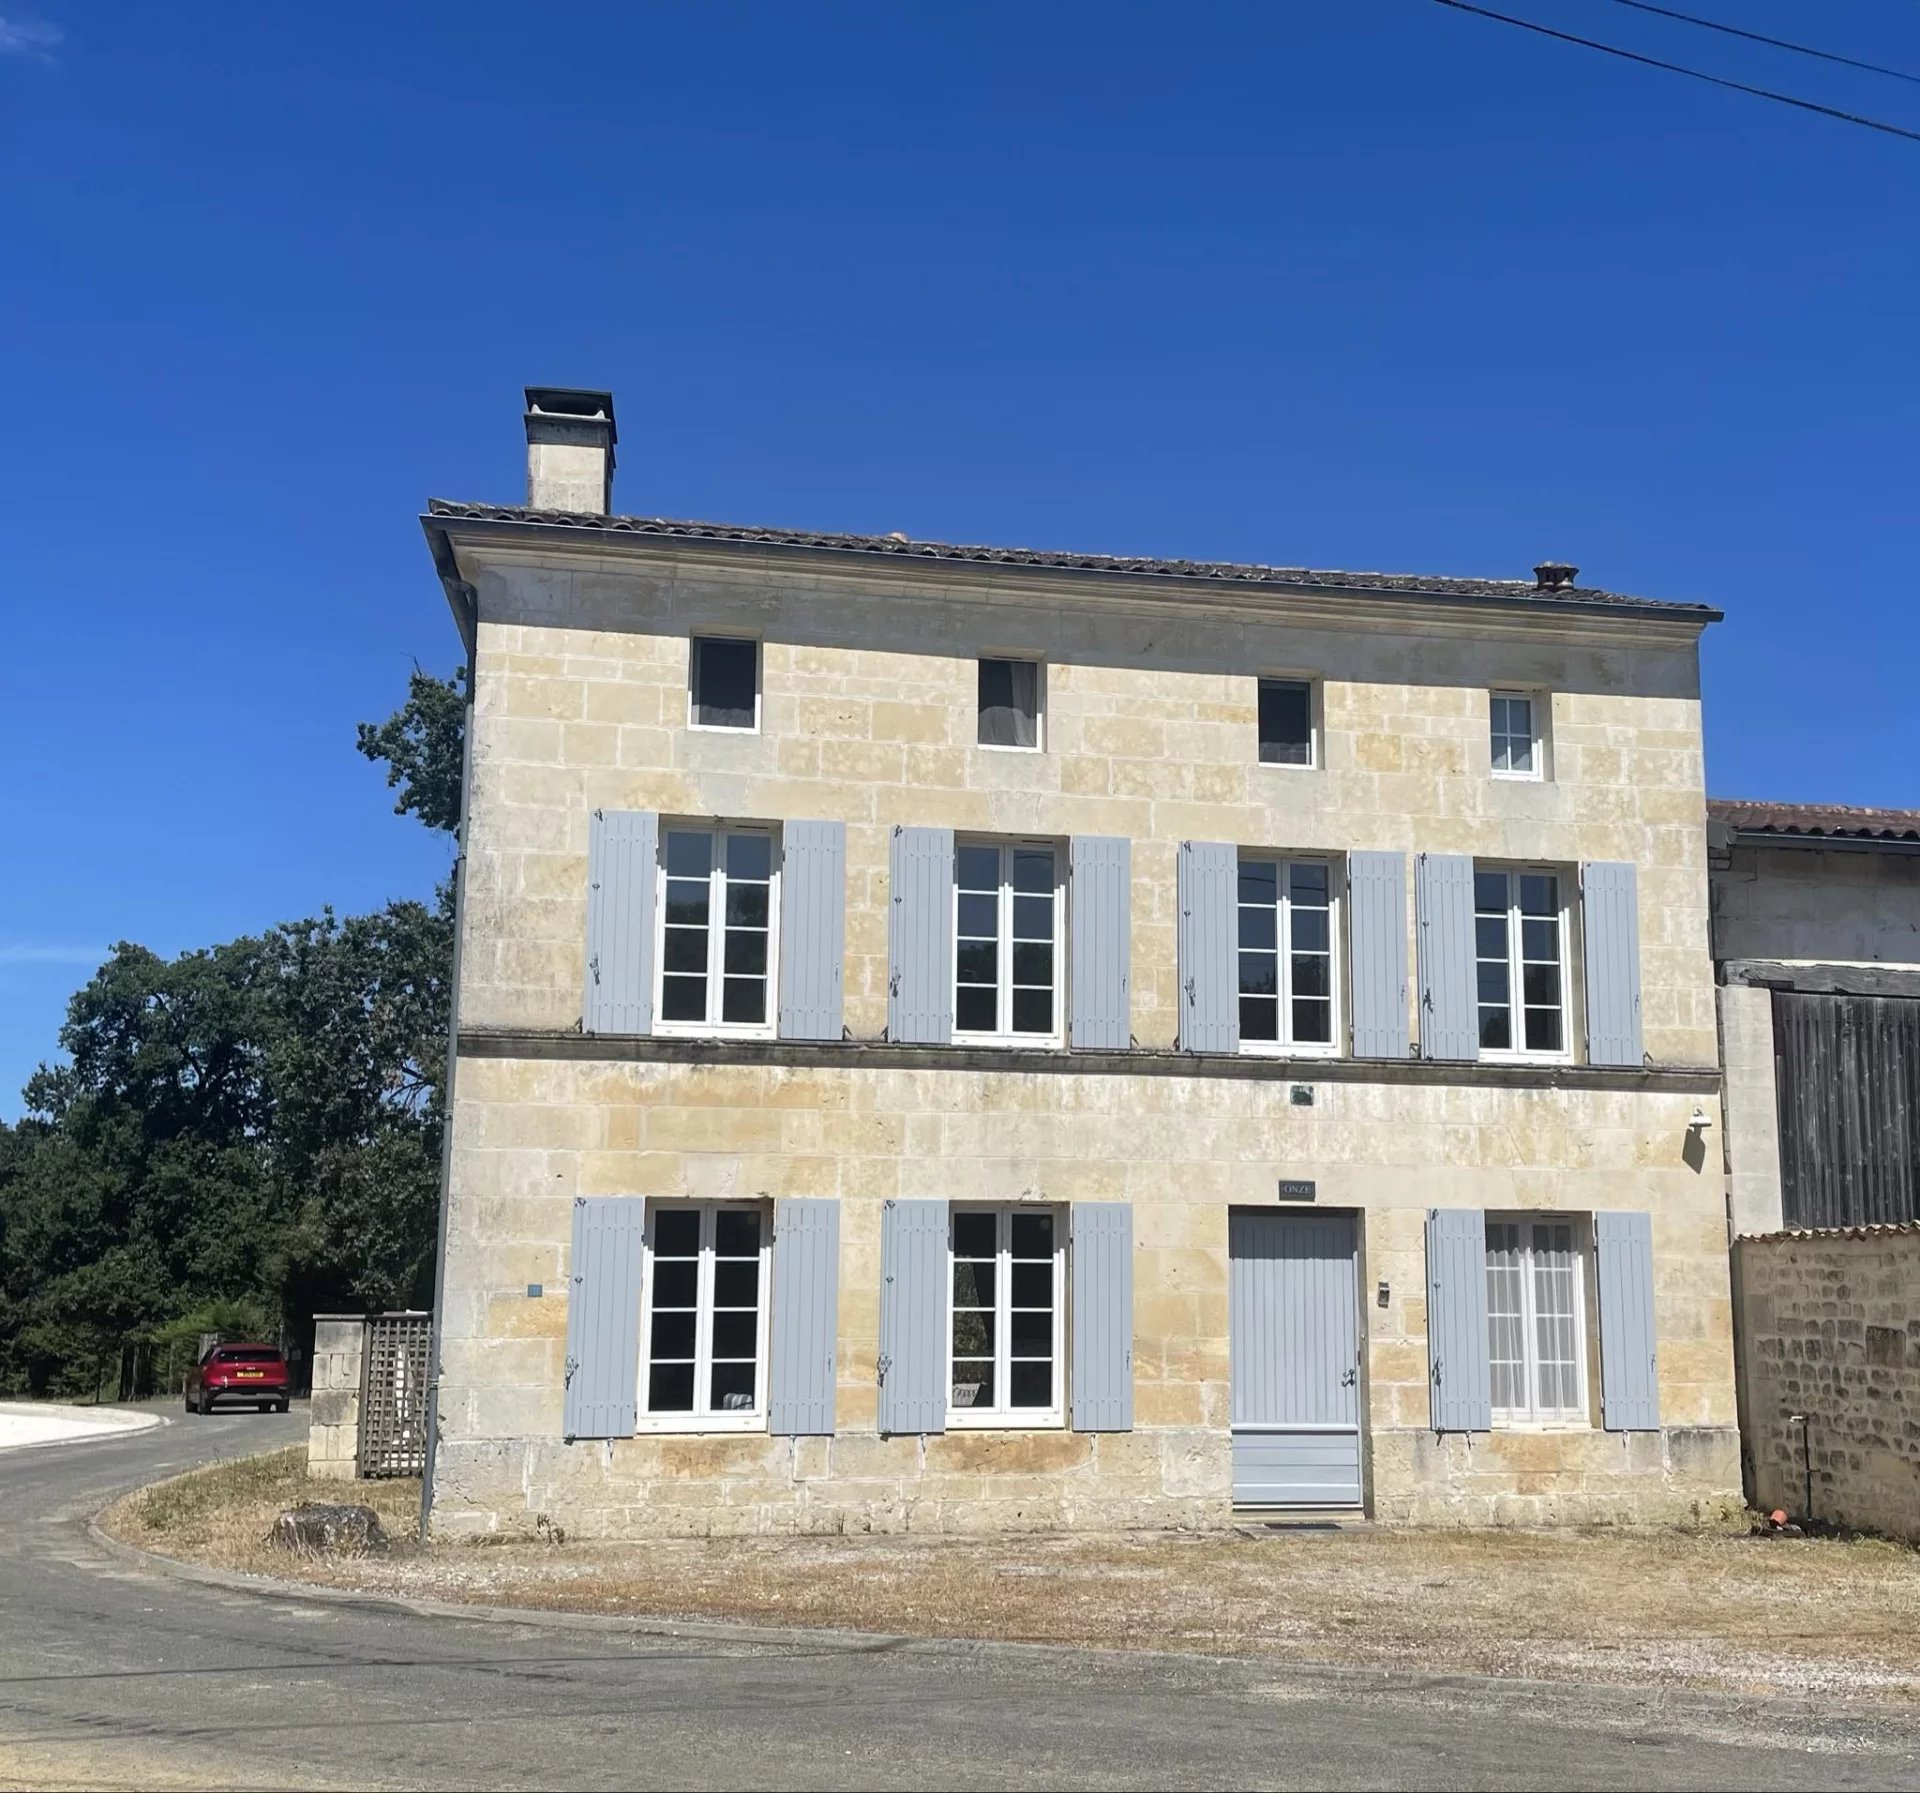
[
  {"left": 420, "top": 413, "right": 1739, "bottom": 1538},
  {"left": 306, "top": 1316, "right": 364, "bottom": 1482}
]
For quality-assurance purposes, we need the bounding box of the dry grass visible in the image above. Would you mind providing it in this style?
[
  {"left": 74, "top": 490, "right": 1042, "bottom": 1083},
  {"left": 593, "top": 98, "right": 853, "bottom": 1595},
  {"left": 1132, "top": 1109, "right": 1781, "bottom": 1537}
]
[
  {"left": 105, "top": 1447, "right": 421, "bottom": 1570},
  {"left": 107, "top": 1456, "right": 1920, "bottom": 1706}
]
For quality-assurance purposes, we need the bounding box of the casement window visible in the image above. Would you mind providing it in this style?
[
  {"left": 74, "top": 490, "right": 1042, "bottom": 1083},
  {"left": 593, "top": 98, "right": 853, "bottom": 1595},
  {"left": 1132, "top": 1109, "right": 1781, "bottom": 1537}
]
[
  {"left": 689, "top": 636, "right": 760, "bottom": 731},
  {"left": 949, "top": 1206, "right": 1064, "bottom": 1425},
  {"left": 1485, "top": 1215, "right": 1588, "bottom": 1426},
  {"left": 978, "top": 658, "right": 1044, "bottom": 751},
  {"left": 1237, "top": 855, "right": 1338, "bottom": 1053},
  {"left": 954, "top": 839, "right": 1062, "bottom": 1045},
  {"left": 639, "top": 1201, "right": 771, "bottom": 1431},
  {"left": 1474, "top": 866, "right": 1568, "bottom": 1057},
  {"left": 656, "top": 824, "right": 779, "bottom": 1036},
  {"left": 1489, "top": 690, "right": 1544, "bottom": 780},
  {"left": 1257, "top": 678, "right": 1317, "bottom": 768}
]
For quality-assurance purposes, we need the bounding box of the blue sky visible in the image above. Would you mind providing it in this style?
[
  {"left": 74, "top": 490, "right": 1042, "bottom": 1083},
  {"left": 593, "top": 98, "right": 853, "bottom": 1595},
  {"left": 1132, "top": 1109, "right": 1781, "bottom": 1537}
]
[{"left": 2, "top": 1, "right": 1916, "bottom": 1114}]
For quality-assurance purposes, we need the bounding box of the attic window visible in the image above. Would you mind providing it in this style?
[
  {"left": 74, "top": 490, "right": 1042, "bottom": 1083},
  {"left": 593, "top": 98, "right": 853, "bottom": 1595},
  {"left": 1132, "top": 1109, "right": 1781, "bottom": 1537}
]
[
  {"left": 1258, "top": 678, "right": 1316, "bottom": 768},
  {"left": 690, "top": 637, "right": 759, "bottom": 732},
  {"left": 978, "top": 659, "right": 1043, "bottom": 751}
]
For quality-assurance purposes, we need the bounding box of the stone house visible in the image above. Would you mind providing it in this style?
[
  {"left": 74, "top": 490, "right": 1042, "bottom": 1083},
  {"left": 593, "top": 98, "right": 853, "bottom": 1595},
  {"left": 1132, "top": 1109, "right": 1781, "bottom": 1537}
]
[
  {"left": 1710, "top": 799, "right": 1920, "bottom": 1237},
  {"left": 1708, "top": 798, "right": 1920, "bottom": 1532},
  {"left": 417, "top": 387, "right": 1740, "bottom": 1538}
]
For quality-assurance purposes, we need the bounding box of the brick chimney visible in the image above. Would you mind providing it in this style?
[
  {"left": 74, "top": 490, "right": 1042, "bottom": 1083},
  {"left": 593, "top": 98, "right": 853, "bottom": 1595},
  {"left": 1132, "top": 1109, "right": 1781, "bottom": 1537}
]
[{"left": 524, "top": 387, "right": 616, "bottom": 514}]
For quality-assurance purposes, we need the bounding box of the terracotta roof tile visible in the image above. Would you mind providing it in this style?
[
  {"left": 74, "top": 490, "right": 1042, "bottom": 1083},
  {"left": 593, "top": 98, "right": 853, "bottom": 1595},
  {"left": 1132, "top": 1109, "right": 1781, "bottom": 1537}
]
[
  {"left": 1708, "top": 799, "right": 1920, "bottom": 843},
  {"left": 1739, "top": 1222, "right": 1920, "bottom": 1243}
]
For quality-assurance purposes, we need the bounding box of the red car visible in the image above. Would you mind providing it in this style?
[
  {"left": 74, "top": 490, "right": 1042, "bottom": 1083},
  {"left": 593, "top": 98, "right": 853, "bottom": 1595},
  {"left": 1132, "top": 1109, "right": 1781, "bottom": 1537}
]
[{"left": 187, "top": 1343, "right": 292, "bottom": 1414}]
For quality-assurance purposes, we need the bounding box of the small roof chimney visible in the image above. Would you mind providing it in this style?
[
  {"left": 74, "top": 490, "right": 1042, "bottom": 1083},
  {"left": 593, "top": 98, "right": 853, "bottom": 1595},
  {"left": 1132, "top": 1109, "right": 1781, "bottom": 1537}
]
[
  {"left": 524, "top": 387, "right": 616, "bottom": 515},
  {"left": 1533, "top": 560, "right": 1578, "bottom": 592}
]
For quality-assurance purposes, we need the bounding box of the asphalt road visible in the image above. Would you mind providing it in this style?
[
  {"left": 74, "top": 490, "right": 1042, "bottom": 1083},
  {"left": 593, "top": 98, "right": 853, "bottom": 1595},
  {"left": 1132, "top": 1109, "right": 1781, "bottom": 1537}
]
[{"left": 4, "top": 1409, "right": 1920, "bottom": 1791}]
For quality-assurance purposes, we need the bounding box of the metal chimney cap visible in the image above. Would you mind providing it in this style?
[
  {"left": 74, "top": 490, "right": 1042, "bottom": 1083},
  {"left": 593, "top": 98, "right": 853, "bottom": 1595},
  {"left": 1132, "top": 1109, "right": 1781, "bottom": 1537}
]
[
  {"left": 525, "top": 387, "right": 617, "bottom": 446},
  {"left": 1533, "top": 561, "right": 1579, "bottom": 591}
]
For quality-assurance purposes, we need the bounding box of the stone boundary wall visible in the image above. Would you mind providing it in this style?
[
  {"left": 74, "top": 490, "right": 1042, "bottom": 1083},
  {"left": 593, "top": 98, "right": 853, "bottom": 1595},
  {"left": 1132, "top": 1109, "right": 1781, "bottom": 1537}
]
[
  {"left": 307, "top": 1316, "right": 365, "bottom": 1481},
  {"left": 1733, "top": 1228, "right": 1920, "bottom": 1541}
]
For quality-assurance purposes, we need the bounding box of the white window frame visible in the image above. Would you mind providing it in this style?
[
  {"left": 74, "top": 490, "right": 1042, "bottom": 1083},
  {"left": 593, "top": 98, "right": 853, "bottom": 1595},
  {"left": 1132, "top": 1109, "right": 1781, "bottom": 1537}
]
[
  {"left": 976, "top": 657, "right": 1046, "bottom": 754},
  {"left": 1474, "top": 863, "right": 1572, "bottom": 1064},
  {"left": 687, "top": 634, "right": 763, "bottom": 734},
  {"left": 952, "top": 836, "right": 1065, "bottom": 1049},
  {"left": 653, "top": 821, "right": 781, "bottom": 1040},
  {"left": 1256, "top": 675, "right": 1320, "bottom": 772},
  {"left": 635, "top": 1199, "right": 773, "bottom": 1434},
  {"left": 1236, "top": 853, "right": 1342, "bottom": 1058},
  {"left": 1489, "top": 689, "right": 1545, "bottom": 782},
  {"left": 1484, "top": 1213, "right": 1590, "bottom": 1429},
  {"left": 946, "top": 1204, "right": 1066, "bottom": 1429}
]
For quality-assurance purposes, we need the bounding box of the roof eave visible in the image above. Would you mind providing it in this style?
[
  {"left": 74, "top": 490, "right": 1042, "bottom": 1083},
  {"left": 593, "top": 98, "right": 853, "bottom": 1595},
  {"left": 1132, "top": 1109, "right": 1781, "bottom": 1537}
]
[
  {"left": 423, "top": 506, "right": 1724, "bottom": 632},
  {"left": 1723, "top": 828, "right": 1920, "bottom": 857},
  {"left": 422, "top": 515, "right": 478, "bottom": 661}
]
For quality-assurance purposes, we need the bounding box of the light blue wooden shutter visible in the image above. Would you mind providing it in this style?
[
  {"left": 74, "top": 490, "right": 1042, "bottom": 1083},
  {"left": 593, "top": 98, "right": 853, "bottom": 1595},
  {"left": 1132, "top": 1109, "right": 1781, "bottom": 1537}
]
[
  {"left": 585, "top": 808, "right": 657, "bottom": 1035},
  {"left": 1415, "top": 852, "right": 1478, "bottom": 1062},
  {"left": 1348, "top": 850, "right": 1409, "bottom": 1059},
  {"left": 1178, "top": 840, "right": 1239, "bottom": 1053},
  {"left": 1426, "top": 1207, "right": 1491, "bottom": 1432},
  {"left": 1595, "top": 1211, "right": 1660, "bottom": 1431},
  {"left": 887, "top": 826, "right": 954, "bottom": 1045},
  {"left": 562, "top": 1197, "right": 644, "bottom": 1440},
  {"left": 876, "top": 1199, "right": 948, "bottom": 1434},
  {"left": 1071, "top": 1202, "right": 1134, "bottom": 1431},
  {"left": 1070, "top": 835, "right": 1131, "bottom": 1050},
  {"left": 769, "top": 1198, "right": 840, "bottom": 1435},
  {"left": 1582, "top": 861, "right": 1644, "bottom": 1068},
  {"left": 778, "top": 820, "right": 846, "bottom": 1041}
]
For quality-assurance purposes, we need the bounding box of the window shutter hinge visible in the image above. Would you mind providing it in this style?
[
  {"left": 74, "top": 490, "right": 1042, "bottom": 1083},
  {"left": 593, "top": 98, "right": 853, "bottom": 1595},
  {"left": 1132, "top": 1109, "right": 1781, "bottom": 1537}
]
[
  {"left": 876, "top": 1353, "right": 891, "bottom": 1383},
  {"left": 564, "top": 1356, "right": 579, "bottom": 1386}
]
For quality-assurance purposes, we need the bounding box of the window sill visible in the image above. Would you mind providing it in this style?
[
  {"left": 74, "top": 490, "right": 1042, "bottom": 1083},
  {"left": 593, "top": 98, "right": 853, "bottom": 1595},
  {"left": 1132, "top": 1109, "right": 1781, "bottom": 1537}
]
[
  {"left": 1490, "top": 1419, "right": 1593, "bottom": 1434},
  {"left": 653, "top": 1022, "right": 779, "bottom": 1043},
  {"left": 1240, "top": 1042, "right": 1341, "bottom": 1059},
  {"left": 1256, "top": 757, "right": 1319, "bottom": 773},
  {"left": 632, "top": 1413, "right": 768, "bottom": 1435},
  {"left": 686, "top": 721, "right": 761, "bottom": 736},
  {"left": 1479, "top": 1049, "right": 1575, "bottom": 1067},
  {"left": 945, "top": 1411, "right": 1065, "bottom": 1430},
  {"left": 953, "top": 1033, "right": 1065, "bottom": 1052},
  {"left": 976, "top": 741, "right": 1044, "bottom": 754},
  {"left": 1490, "top": 771, "right": 1546, "bottom": 784}
]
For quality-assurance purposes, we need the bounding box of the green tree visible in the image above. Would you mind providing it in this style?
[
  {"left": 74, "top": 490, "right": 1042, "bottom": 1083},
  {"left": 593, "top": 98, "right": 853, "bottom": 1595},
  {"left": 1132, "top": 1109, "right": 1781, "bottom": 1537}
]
[
  {"left": 0, "top": 668, "right": 466, "bottom": 1395},
  {"left": 356, "top": 663, "right": 467, "bottom": 838}
]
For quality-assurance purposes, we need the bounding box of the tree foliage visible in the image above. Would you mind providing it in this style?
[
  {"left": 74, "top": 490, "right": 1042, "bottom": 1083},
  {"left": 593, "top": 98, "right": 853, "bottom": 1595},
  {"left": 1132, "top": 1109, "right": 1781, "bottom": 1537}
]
[
  {"left": 355, "top": 663, "right": 467, "bottom": 838},
  {"left": 0, "top": 669, "right": 466, "bottom": 1395}
]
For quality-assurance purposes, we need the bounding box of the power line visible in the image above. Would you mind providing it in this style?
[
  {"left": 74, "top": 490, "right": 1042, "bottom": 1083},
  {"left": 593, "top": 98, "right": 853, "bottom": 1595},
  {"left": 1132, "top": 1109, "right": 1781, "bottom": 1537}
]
[
  {"left": 1608, "top": 0, "right": 1920, "bottom": 87},
  {"left": 1429, "top": 0, "right": 1920, "bottom": 142}
]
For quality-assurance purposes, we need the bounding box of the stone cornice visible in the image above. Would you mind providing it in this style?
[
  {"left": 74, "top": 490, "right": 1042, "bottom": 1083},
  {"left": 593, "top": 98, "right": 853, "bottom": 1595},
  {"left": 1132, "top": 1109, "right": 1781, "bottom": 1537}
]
[
  {"left": 458, "top": 1027, "right": 1720, "bottom": 1093},
  {"left": 428, "top": 514, "right": 1715, "bottom": 652}
]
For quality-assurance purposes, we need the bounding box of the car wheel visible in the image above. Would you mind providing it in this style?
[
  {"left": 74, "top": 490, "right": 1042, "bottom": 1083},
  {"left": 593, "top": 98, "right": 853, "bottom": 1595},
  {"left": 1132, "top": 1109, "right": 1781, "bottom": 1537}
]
[
  {"left": 274, "top": 1400, "right": 290, "bottom": 1414},
  {"left": 184, "top": 1392, "right": 196, "bottom": 1414}
]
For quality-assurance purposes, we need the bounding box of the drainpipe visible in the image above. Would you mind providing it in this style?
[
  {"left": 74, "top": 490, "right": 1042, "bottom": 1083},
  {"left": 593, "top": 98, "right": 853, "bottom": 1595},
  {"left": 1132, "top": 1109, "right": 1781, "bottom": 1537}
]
[{"left": 418, "top": 651, "right": 476, "bottom": 1542}]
